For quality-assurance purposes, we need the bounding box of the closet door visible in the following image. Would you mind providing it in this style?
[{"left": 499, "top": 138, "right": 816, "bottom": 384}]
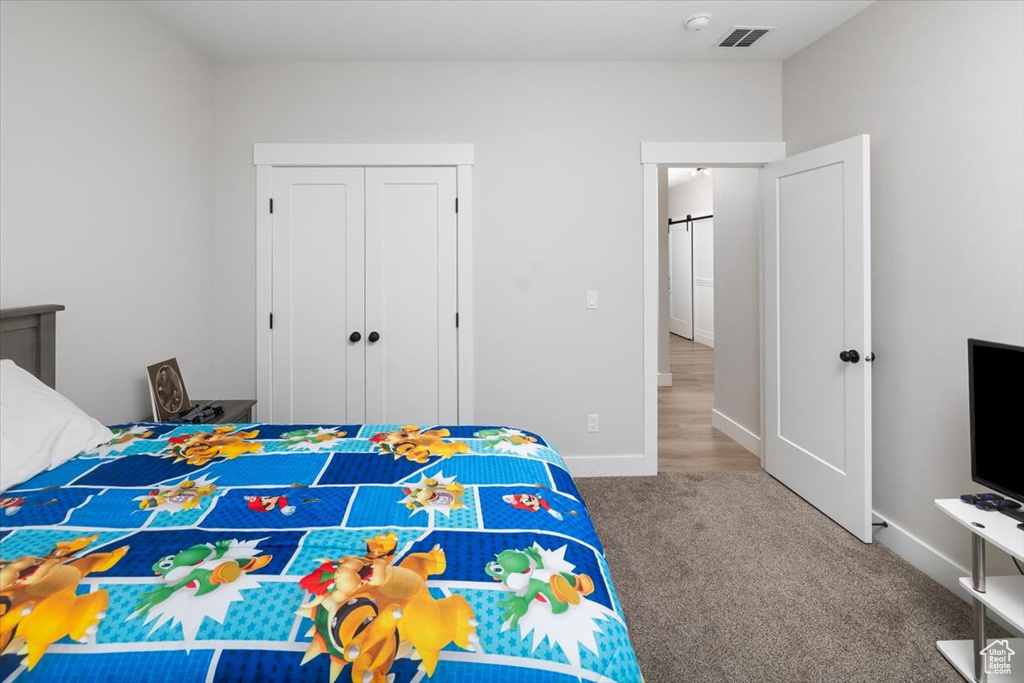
[
  {"left": 692, "top": 218, "right": 715, "bottom": 348},
  {"left": 271, "top": 168, "right": 365, "bottom": 423},
  {"left": 364, "top": 168, "right": 458, "bottom": 424}
]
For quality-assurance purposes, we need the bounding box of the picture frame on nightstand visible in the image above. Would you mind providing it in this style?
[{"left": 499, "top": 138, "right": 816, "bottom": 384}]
[{"left": 147, "top": 357, "right": 191, "bottom": 421}]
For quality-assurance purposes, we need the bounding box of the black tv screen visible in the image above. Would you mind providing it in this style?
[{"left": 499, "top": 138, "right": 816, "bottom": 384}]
[{"left": 969, "top": 338, "right": 1024, "bottom": 502}]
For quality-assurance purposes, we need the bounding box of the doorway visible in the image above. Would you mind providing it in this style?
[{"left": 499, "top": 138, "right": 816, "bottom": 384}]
[
  {"left": 641, "top": 139, "right": 874, "bottom": 543},
  {"left": 641, "top": 143, "right": 785, "bottom": 476},
  {"left": 658, "top": 166, "right": 759, "bottom": 472},
  {"left": 666, "top": 168, "right": 714, "bottom": 346}
]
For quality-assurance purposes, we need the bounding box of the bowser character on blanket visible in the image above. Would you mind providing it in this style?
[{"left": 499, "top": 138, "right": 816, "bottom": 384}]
[
  {"left": 0, "top": 536, "right": 129, "bottom": 669},
  {"left": 368, "top": 426, "right": 468, "bottom": 463},
  {"left": 297, "top": 533, "right": 477, "bottom": 683},
  {"left": 162, "top": 425, "right": 262, "bottom": 466}
]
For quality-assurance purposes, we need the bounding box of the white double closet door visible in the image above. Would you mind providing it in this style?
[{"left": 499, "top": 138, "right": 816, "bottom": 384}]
[{"left": 269, "top": 166, "right": 458, "bottom": 424}]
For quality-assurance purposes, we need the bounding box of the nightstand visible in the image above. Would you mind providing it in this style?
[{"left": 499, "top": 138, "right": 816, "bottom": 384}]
[{"left": 188, "top": 399, "right": 257, "bottom": 424}]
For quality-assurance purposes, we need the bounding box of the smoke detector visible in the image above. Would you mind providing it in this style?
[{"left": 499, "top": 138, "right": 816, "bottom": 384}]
[{"left": 684, "top": 12, "right": 713, "bottom": 32}]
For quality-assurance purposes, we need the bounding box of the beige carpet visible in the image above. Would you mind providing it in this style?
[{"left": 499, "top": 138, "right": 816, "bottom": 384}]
[{"left": 576, "top": 471, "right": 1000, "bottom": 683}]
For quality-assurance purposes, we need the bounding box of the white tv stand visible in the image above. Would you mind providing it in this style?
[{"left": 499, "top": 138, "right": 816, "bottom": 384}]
[{"left": 935, "top": 499, "right": 1024, "bottom": 682}]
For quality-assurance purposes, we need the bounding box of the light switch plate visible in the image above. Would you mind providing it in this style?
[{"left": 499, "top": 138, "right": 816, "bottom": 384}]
[{"left": 586, "top": 291, "right": 598, "bottom": 309}]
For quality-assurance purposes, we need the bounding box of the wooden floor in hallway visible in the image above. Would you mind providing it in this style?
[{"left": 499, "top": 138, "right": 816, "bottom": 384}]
[{"left": 659, "top": 334, "right": 761, "bottom": 472}]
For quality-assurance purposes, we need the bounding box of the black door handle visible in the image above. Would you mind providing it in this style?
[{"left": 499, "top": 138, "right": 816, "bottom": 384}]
[
  {"left": 368, "top": 331, "right": 380, "bottom": 343},
  {"left": 349, "top": 331, "right": 361, "bottom": 343},
  {"left": 839, "top": 349, "right": 860, "bottom": 364}
]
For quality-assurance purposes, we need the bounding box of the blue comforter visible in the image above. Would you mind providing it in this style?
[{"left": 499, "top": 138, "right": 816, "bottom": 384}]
[{"left": 0, "top": 423, "right": 642, "bottom": 682}]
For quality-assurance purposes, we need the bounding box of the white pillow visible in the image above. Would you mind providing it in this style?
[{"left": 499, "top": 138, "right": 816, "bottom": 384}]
[{"left": 0, "top": 359, "right": 112, "bottom": 492}]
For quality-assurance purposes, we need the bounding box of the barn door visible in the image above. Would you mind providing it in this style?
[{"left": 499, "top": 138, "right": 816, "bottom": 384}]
[{"left": 669, "top": 219, "right": 693, "bottom": 339}]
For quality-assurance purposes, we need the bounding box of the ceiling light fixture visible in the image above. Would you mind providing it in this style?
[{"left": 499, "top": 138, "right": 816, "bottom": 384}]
[
  {"left": 691, "top": 167, "right": 711, "bottom": 177},
  {"left": 684, "top": 12, "right": 713, "bottom": 32}
]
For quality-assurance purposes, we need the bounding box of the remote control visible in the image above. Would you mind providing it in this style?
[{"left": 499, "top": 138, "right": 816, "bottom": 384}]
[
  {"left": 975, "top": 499, "right": 1018, "bottom": 511},
  {"left": 961, "top": 493, "right": 1002, "bottom": 504}
]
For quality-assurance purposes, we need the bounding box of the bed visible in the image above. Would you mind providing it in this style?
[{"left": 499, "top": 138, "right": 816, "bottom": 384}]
[{"left": 0, "top": 306, "right": 642, "bottom": 683}]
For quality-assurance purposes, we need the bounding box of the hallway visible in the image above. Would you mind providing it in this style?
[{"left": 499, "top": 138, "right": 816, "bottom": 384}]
[{"left": 658, "top": 335, "right": 761, "bottom": 472}]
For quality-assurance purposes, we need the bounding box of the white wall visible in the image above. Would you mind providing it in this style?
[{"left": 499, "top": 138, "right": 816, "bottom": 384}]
[
  {"left": 711, "top": 169, "right": 762, "bottom": 442},
  {"left": 214, "top": 62, "right": 782, "bottom": 461},
  {"left": 667, "top": 171, "right": 713, "bottom": 219},
  {"left": 784, "top": 1, "right": 1023, "bottom": 573},
  {"left": 0, "top": 0, "right": 216, "bottom": 423}
]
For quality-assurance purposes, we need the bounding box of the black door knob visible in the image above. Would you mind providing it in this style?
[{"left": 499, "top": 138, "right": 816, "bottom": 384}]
[
  {"left": 349, "top": 331, "right": 361, "bottom": 343},
  {"left": 368, "top": 331, "right": 380, "bottom": 343},
  {"left": 839, "top": 349, "right": 860, "bottom": 364}
]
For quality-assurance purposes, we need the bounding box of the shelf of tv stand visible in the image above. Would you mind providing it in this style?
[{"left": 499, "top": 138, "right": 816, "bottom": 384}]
[
  {"left": 935, "top": 498, "right": 1024, "bottom": 683},
  {"left": 936, "top": 499, "right": 1024, "bottom": 561},
  {"left": 937, "top": 498, "right": 1024, "bottom": 632},
  {"left": 957, "top": 576, "right": 1024, "bottom": 633},
  {"left": 936, "top": 640, "right": 1020, "bottom": 683}
]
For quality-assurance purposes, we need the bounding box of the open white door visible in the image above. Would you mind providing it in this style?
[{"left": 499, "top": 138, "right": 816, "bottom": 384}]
[
  {"left": 764, "top": 135, "right": 872, "bottom": 542},
  {"left": 669, "top": 220, "right": 693, "bottom": 338}
]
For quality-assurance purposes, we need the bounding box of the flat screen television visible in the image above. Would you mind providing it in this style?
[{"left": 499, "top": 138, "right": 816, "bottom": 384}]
[{"left": 968, "top": 338, "right": 1024, "bottom": 503}]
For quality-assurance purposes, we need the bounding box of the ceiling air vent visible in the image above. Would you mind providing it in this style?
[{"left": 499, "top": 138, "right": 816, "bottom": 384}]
[{"left": 717, "top": 26, "right": 775, "bottom": 48}]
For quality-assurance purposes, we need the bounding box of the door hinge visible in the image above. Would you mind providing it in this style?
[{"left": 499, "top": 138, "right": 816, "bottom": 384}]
[
  {"left": 269, "top": 312, "right": 274, "bottom": 329},
  {"left": 269, "top": 198, "right": 274, "bottom": 214},
  {"left": 455, "top": 197, "right": 459, "bottom": 214},
  {"left": 455, "top": 312, "right": 459, "bottom": 328}
]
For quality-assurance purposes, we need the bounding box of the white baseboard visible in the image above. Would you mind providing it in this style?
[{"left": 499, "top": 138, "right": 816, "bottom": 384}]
[
  {"left": 871, "top": 512, "right": 970, "bottom": 600},
  {"left": 563, "top": 454, "right": 649, "bottom": 478},
  {"left": 566, "top": 447, "right": 1013, "bottom": 630},
  {"left": 871, "top": 511, "right": 1019, "bottom": 633},
  {"left": 694, "top": 332, "right": 714, "bottom": 348},
  {"left": 711, "top": 409, "right": 761, "bottom": 458},
  {"left": 658, "top": 372, "right": 673, "bottom": 387}
]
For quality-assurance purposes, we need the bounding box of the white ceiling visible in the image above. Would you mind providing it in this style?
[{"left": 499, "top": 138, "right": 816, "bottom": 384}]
[
  {"left": 668, "top": 168, "right": 699, "bottom": 188},
  {"left": 142, "top": 0, "right": 874, "bottom": 63}
]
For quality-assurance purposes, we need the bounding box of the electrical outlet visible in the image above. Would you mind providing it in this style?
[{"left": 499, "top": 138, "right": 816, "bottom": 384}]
[
  {"left": 587, "top": 414, "right": 599, "bottom": 433},
  {"left": 586, "top": 291, "right": 598, "bottom": 309}
]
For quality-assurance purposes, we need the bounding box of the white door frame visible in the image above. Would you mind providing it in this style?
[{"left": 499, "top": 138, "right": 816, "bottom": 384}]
[
  {"left": 254, "top": 143, "right": 475, "bottom": 424},
  {"left": 641, "top": 142, "right": 785, "bottom": 476}
]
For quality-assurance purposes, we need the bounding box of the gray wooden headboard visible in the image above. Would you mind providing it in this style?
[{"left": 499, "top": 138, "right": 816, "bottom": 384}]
[{"left": 0, "top": 305, "right": 65, "bottom": 388}]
